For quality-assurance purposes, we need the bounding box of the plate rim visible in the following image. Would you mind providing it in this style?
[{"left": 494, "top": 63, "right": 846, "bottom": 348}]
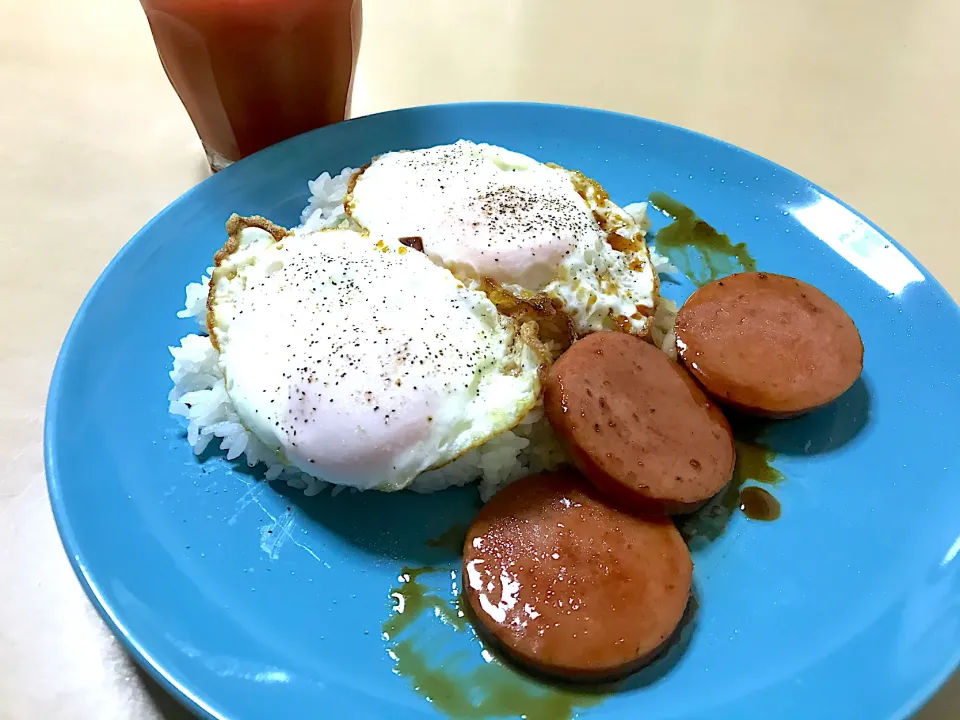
[{"left": 44, "top": 100, "right": 960, "bottom": 720}]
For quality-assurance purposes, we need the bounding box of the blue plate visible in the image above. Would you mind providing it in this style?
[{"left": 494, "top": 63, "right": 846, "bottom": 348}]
[{"left": 46, "top": 103, "right": 960, "bottom": 719}]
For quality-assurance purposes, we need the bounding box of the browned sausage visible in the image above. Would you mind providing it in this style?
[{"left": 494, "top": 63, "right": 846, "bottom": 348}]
[
  {"left": 462, "top": 472, "right": 692, "bottom": 681},
  {"left": 674, "top": 272, "right": 863, "bottom": 417},
  {"left": 543, "top": 331, "right": 735, "bottom": 515}
]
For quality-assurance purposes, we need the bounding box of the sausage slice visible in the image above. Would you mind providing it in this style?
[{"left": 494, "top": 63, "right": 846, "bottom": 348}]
[
  {"left": 543, "top": 331, "right": 735, "bottom": 514},
  {"left": 675, "top": 272, "right": 863, "bottom": 417},
  {"left": 463, "top": 472, "right": 692, "bottom": 681}
]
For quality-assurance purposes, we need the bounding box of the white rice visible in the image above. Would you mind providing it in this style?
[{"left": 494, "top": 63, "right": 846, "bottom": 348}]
[
  {"left": 297, "top": 167, "right": 356, "bottom": 232},
  {"left": 169, "top": 166, "right": 676, "bottom": 500}
]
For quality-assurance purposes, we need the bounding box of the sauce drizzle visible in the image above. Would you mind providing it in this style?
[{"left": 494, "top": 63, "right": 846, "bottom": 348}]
[
  {"left": 647, "top": 192, "right": 757, "bottom": 287},
  {"left": 383, "top": 564, "right": 600, "bottom": 719},
  {"left": 679, "top": 427, "right": 785, "bottom": 542},
  {"left": 424, "top": 523, "right": 468, "bottom": 553},
  {"left": 739, "top": 486, "right": 781, "bottom": 521}
]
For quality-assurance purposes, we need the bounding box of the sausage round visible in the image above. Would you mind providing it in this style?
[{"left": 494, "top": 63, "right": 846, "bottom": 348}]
[
  {"left": 543, "top": 331, "right": 735, "bottom": 515},
  {"left": 462, "top": 472, "right": 692, "bottom": 681},
  {"left": 674, "top": 272, "right": 863, "bottom": 417}
]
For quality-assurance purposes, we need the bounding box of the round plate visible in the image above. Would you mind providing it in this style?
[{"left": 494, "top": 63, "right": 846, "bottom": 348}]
[{"left": 46, "top": 103, "right": 960, "bottom": 719}]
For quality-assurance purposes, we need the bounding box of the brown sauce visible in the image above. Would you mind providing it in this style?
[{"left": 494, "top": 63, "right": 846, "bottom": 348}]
[
  {"left": 382, "top": 565, "right": 600, "bottom": 719},
  {"left": 424, "top": 523, "right": 468, "bottom": 553},
  {"left": 678, "top": 426, "right": 784, "bottom": 543},
  {"left": 647, "top": 192, "right": 757, "bottom": 287},
  {"left": 739, "top": 486, "right": 781, "bottom": 521}
]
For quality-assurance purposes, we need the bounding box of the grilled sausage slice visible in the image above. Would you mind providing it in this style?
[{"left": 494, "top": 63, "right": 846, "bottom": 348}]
[
  {"left": 463, "top": 472, "right": 692, "bottom": 681},
  {"left": 675, "top": 272, "right": 863, "bottom": 417},
  {"left": 543, "top": 331, "right": 735, "bottom": 514}
]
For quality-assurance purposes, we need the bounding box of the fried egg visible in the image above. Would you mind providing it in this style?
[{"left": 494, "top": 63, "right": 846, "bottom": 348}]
[
  {"left": 206, "top": 216, "right": 541, "bottom": 491},
  {"left": 345, "top": 141, "right": 659, "bottom": 336}
]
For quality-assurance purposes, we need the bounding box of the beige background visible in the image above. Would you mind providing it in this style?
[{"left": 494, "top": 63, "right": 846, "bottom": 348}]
[{"left": 1, "top": 0, "right": 956, "bottom": 717}]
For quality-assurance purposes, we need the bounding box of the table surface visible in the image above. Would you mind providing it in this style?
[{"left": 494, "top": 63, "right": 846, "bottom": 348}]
[{"left": 2, "top": 0, "right": 957, "bottom": 717}]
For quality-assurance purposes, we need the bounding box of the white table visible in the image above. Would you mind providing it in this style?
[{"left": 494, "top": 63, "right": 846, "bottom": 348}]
[{"left": 1, "top": 0, "right": 956, "bottom": 716}]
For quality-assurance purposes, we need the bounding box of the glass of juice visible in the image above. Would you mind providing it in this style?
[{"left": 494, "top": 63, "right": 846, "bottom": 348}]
[{"left": 140, "top": 0, "right": 363, "bottom": 171}]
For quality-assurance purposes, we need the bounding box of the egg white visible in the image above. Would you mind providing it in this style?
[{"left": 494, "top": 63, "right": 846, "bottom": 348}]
[
  {"left": 345, "top": 140, "right": 659, "bottom": 336},
  {"left": 207, "top": 216, "right": 541, "bottom": 491}
]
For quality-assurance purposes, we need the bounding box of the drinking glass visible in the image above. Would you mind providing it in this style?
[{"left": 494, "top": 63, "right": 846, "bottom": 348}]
[{"left": 140, "top": 0, "right": 363, "bottom": 171}]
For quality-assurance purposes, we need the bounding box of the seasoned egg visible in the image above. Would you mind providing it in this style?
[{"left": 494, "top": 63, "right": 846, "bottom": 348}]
[
  {"left": 345, "top": 141, "right": 659, "bottom": 336},
  {"left": 206, "top": 216, "right": 542, "bottom": 491}
]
